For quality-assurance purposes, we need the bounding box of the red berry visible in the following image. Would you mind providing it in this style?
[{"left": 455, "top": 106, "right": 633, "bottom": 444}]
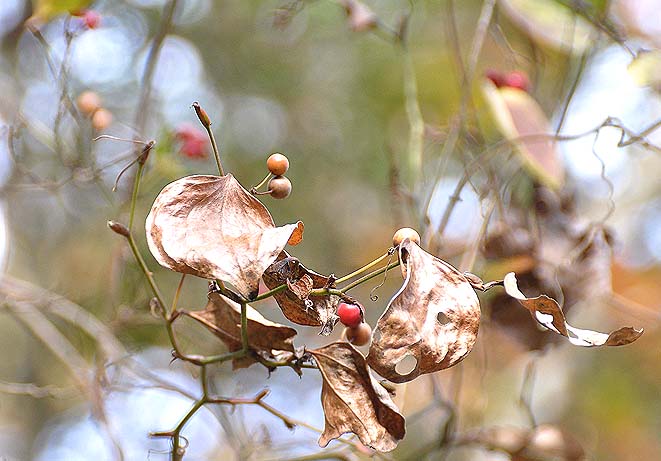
[
  {"left": 267, "top": 153, "right": 289, "bottom": 176},
  {"left": 343, "top": 323, "right": 372, "bottom": 346},
  {"left": 175, "top": 123, "right": 208, "bottom": 159},
  {"left": 504, "top": 71, "right": 529, "bottom": 92},
  {"left": 82, "top": 10, "right": 101, "bottom": 29},
  {"left": 337, "top": 302, "right": 362, "bottom": 328}
]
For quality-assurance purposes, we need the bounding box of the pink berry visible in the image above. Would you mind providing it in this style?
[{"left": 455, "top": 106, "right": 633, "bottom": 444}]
[
  {"left": 504, "top": 71, "right": 529, "bottom": 91},
  {"left": 82, "top": 10, "right": 101, "bottom": 29},
  {"left": 337, "top": 302, "right": 362, "bottom": 328}
]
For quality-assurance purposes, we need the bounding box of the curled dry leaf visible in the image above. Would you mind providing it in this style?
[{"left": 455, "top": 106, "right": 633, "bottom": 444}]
[
  {"left": 367, "top": 240, "right": 480, "bottom": 383},
  {"left": 262, "top": 252, "right": 339, "bottom": 335},
  {"left": 310, "top": 342, "right": 405, "bottom": 452},
  {"left": 504, "top": 272, "right": 643, "bottom": 346},
  {"left": 184, "top": 291, "right": 297, "bottom": 369},
  {"left": 482, "top": 80, "right": 564, "bottom": 189},
  {"left": 145, "top": 175, "right": 303, "bottom": 299},
  {"left": 484, "top": 188, "right": 616, "bottom": 350}
]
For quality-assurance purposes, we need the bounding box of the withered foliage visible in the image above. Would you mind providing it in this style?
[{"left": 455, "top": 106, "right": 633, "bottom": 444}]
[
  {"left": 504, "top": 273, "right": 642, "bottom": 346},
  {"left": 184, "top": 291, "right": 297, "bottom": 369},
  {"left": 368, "top": 239, "right": 481, "bottom": 383},
  {"left": 145, "top": 174, "right": 303, "bottom": 299},
  {"left": 262, "top": 252, "right": 339, "bottom": 335},
  {"left": 484, "top": 187, "right": 629, "bottom": 350},
  {"left": 310, "top": 342, "right": 405, "bottom": 452},
  {"left": 142, "top": 167, "right": 643, "bottom": 454}
]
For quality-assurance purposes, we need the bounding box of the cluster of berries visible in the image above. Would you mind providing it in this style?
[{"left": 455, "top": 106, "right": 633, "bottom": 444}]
[
  {"left": 265, "top": 153, "right": 292, "bottom": 198},
  {"left": 76, "top": 91, "right": 113, "bottom": 131}
]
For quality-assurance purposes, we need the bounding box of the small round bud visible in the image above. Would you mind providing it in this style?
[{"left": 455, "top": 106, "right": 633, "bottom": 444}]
[
  {"left": 266, "top": 153, "right": 289, "bottom": 176},
  {"left": 92, "top": 108, "right": 113, "bottom": 131},
  {"left": 77, "top": 90, "right": 101, "bottom": 116},
  {"left": 192, "top": 102, "right": 211, "bottom": 128},
  {"left": 392, "top": 227, "right": 420, "bottom": 247},
  {"left": 107, "top": 220, "right": 130, "bottom": 237},
  {"left": 268, "top": 175, "right": 292, "bottom": 199}
]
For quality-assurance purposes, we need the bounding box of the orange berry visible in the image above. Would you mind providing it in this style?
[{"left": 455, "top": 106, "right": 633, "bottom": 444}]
[
  {"left": 77, "top": 91, "right": 101, "bottom": 116},
  {"left": 267, "top": 153, "right": 289, "bottom": 176},
  {"left": 91, "top": 108, "right": 113, "bottom": 131}
]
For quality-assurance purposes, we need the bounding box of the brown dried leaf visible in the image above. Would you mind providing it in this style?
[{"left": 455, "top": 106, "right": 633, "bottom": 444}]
[
  {"left": 287, "top": 274, "right": 313, "bottom": 300},
  {"left": 146, "top": 174, "right": 303, "bottom": 299},
  {"left": 262, "top": 252, "right": 339, "bottom": 334},
  {"left": 367, "top": 240, "right": 481, "bottom": 383},
  {"left": 184, "top": 291, "right": 296, "bottom": 369},
  {"left": 484, "top": 189, "right": 617, "bottom": 350},
  {"left": 504, "top": 272, "right": 643, "bottom": 346},
  {"left": 310, "top": 342, "right": 405, "bottom": 452}
]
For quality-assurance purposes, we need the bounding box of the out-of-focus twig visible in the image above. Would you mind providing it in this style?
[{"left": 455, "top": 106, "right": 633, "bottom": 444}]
[
  {"left": 0, "top": 380, "right": 76, "bottom": 399},
  {"left": 0, "top": 275, "right": 126, "bottom": 361}
]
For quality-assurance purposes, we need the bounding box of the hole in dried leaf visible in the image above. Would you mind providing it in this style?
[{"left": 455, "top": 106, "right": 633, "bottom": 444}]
[
  {"left": 437, "top": 312, "right": 450, "bottom": 325},
  {"left": 394, "top": 354, "right": 417, "bottom": 376}
]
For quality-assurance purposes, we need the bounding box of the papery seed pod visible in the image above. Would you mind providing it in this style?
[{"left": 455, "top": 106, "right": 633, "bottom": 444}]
[{"left": 192, "top": 102, "right": 211, "bottom": 128}]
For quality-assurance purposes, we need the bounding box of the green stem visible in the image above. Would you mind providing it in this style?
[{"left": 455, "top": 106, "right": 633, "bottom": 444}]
[
  {"left": 309, "top": 287, "right": 344, "bottom": 297},
  {"left": 240, "top": 301, "right": 249, "bottom": 352},
  {"left": 251, "top": 172, "right": 272, "bottom": 192},
  {"left": 126, "top": 234, "right": 167, "bottom": 312},
  {"left": 170, "top": 274, "right": 186, "bottom": 319},
  {"left": 198, "top": 349, "right": 245, "bottom": 365},
  {"left": 334, "top": 250, "right": 393, "bottom": 285},
  {"left": 340, "top": 260, "right": 400, "bottom": 293},
  {"left": 200, "top": 365, "right": 209, "bottom": 397},
  {"left": 402, "top": 46, "right": 424, "bottom": 185},
  {"left": 251, "top": 283, "right": 287, "bottom": 302},
  {"left": 128, "top": 161, "right": 145, "bottom": 232},
  {"left": 206, "top": 126, "right": 224, "bottom": 176},
  {"left": 171, "top": 398, "right": 206, "bottom": 461},
  {"left": 255, "top": 355, "right": 317, "bottom": 370}
]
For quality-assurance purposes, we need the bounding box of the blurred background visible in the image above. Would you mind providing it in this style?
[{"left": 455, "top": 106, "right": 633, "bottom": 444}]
[{"left": 0, "top": 0, "right": 659, "bottom": 460}]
